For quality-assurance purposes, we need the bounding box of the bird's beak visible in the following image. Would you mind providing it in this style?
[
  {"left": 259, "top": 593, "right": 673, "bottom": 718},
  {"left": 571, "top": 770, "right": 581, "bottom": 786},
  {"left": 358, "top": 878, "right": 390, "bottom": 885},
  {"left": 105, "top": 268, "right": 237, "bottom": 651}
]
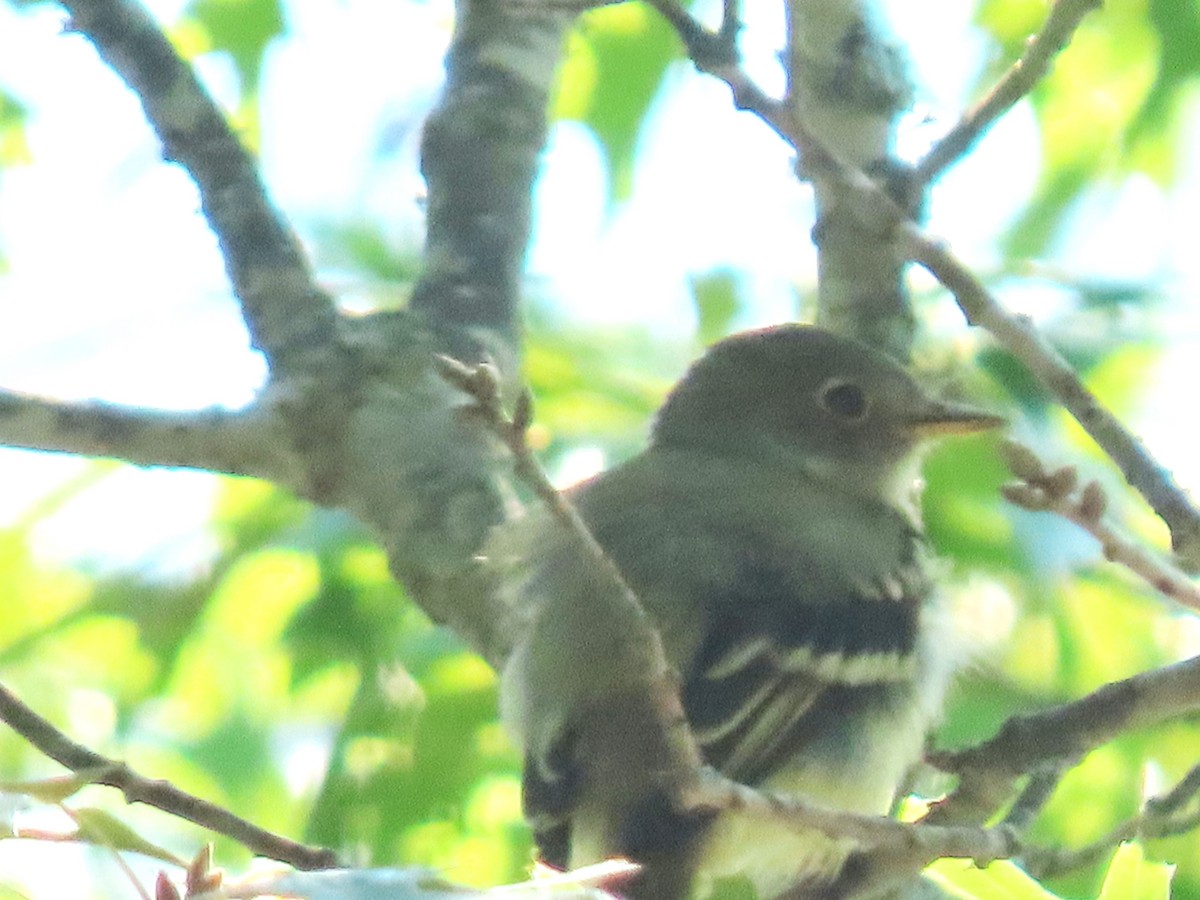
[{"left": 909, "top": 400, "right": 1005, "bottom": 438}]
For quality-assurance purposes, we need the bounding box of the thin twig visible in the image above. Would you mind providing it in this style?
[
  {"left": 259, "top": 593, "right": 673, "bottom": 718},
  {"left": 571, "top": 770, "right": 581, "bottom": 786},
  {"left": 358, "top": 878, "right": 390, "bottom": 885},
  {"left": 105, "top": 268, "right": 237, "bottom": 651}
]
[
  {"left": 60, "top": 0, "right": 337, "bottom": 376},
  {"left": 1022, "top": 762, "right": 1200, "bottom": 878},
  {"left": 713, "top": 775, "right": 1020, "bottom": 864},
  {"left": 712, "top": 774, "right": 1020, "bottom": 898},
  {"left": 644, "top": 0, "right": 791, "bottom": 144},
  {"left": 901, "top": 225, "right": 1200, "bottom": 567},
  {"left": 434, "top": 356, "right": 634, "bottom": 589},
  {"left": 59, "top": 804, "right": 154, "bottom": 900},
  {"left": 1024, "top": 818, "right": 1138, "bottom": 880},
  {"left": 1149, "top": 761, "right": 1200, "bottom": 818},
  {"left": 916, "top": 0, "right": 1102, "bottom": 184},
  {"left": 1001, "top": 762, "right": 1068, "bottom": 833},
  {"left": 998, "top": 439, "right": 1200, "bottom": 611},
  {"left": 925, "top": 654, "right": 1200, "bottom": 826},
  {"left": 0, "top": 682, "right": 340, "bottom": 870}
]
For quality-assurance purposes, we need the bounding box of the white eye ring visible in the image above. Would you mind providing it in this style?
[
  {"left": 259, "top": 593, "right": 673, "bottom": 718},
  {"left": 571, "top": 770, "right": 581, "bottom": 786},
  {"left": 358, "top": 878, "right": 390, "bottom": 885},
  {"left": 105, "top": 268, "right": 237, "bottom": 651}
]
[{"left": 817, "top": 379, "right": 869, "bottom": 421}]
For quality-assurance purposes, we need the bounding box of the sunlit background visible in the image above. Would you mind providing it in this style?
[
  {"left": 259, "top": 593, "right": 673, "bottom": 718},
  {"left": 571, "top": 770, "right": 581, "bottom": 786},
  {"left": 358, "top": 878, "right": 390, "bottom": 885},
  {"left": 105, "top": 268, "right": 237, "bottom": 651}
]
[{"left": 0, "top": 0, "right": 1198, "bottom": 897}]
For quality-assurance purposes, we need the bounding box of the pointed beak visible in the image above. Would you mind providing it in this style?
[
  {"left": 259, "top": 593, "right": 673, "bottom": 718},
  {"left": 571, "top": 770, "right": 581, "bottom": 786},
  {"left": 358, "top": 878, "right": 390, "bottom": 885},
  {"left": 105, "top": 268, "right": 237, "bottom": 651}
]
[{"left": 908, "top": 400, "right": 1005, "bottom": 438}]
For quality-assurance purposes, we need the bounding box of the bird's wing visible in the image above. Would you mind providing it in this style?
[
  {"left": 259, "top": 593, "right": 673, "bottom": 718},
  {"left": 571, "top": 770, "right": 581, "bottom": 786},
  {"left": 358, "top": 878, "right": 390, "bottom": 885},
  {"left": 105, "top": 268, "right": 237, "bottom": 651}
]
[
  {"left": 570, "top": 456, "right": 932, "bottom": 788},
  {"left": 682, "top": 563, "right": 927, "bottom": 786}
]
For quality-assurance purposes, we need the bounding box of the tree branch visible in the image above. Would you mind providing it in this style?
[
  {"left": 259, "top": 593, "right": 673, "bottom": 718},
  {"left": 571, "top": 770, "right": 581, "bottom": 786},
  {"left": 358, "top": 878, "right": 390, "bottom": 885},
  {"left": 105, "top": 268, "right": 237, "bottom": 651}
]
[
  {"left": 647, "top": 0, "right": 920, "bottom": 359},
  {"left": 357, "top": 0, "right": 577, "bottom": 661},
  {"left": 437, "top": 350, "right": 699, "bottom": 734},
  {"left": 645, "top": 0, "right": 791, "bottom": 143},
  {"left": 998, "top": 439, "right": 1200, "bottom": 611},
  {"left": 926, "top": 654, "right": 1200, "bottom": 826},
  {"left": 0, "top": 388, "right": 297, "bottom": 482},
  {"left": 59, "top": 0, "right": 338, "bottom": 379},
  {"left": 697, "top": 776, "right": 1019, "bottom": 898},
  {"left": 435, "top": 357, "right": 632, "bottom": 593},
  {"left": 46, "top": 0, "right": 545, "bottom": 651},
  {"left": 410, "top": 0, "right": 575, "bottom": 367},
  {"left": 916, "top": 0, "right": 1102, "bottom": 185},
  {"left": 1022, "top": 762, "right": 1200, "bottom": 878},
  {"left": 783, "top": 0, "right": 918, "bottom": 359},
  {"left": 439, "top": 358, "right": 721, "bottom": 896},
  {"left": 999, "top": 762, "right": 1068, "bottom": 833},
  {"left": 899, "top": 224, "right": 1200, "bottom": 567},
  {"left": 0, "top": 681, "right": 340, "bottom": 871}
]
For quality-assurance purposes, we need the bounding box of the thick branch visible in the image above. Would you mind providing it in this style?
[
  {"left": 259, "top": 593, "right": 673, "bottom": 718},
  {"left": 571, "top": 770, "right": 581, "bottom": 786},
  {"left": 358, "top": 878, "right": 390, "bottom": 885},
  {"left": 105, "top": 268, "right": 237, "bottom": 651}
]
[
  {"left": 365, "top": 0, "right": 576, "bottom": 660},
  {"left": 926, "top": 654, "right": 1200, "bottom": 825},
  {"left": 411, "top": 0, "right": 574, "bottom": 366},
  {"left": 438, "top": 352, "right": 705, "bottom": 780},
  {"left": 916, "top": 0, "right": 1102, "bottom": 185},
  {"left": 785, "top": 0, "right": 916, "bottom": 360},
  {"left": 0, "top": 388, "right": 296, "bottom": 482},
  {"left": 0, "top": 681, "right": 340, "bottom": 870},
  {"left": 60, "top": 0, "right": 338, "bottom": 378}
]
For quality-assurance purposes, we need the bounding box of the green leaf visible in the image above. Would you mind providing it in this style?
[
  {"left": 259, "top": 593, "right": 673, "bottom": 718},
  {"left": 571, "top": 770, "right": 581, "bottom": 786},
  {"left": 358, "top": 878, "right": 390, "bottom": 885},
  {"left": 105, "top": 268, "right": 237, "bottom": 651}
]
[
  {"left": 0, "top": 771, "right": 102, "bottom": 805},
  {"left": 1128, "top": 0, "right": 1200, "bottom": 166},
  {"left": 1097, "top": 842, "right": 1174, "bottom": 900},
  {"left": 926, "top": 858, "right": 1064, "bottom": 899},
  {"left": 184, "top": 0, "right": 285, "bottom": 94},
  {"left": 554, "top": 3, "right": 681, "bottom": 202},
  {"left": 0, "top": 90, "right": 30, "bottom": 168},
  {"left": 71, "top": 807, "right": 187, "bottom": 866},
  {"left": 690, "top": 271, "right": 742, "bottom": 346}
]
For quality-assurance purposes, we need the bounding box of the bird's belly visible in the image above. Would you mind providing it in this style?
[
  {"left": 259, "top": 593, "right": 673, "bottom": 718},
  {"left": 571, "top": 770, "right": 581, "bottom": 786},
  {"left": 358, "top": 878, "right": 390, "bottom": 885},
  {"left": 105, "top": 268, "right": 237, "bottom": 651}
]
[
  {"left": 759, "top": 680, "right": 927, "bottom": 813},
  {"left": 697, "top": 815, "right": 856, "bottom": 899},
  {"left": 694, "top": 681, "right": 930, "bottom": 898}
]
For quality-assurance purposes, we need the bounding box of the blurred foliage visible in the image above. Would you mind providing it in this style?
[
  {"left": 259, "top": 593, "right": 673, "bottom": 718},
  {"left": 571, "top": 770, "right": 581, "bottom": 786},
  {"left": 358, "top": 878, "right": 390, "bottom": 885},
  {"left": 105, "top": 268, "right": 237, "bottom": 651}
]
[
  {"left": 183, "top": 0, "right": 283, "bottom": 93},
  {"left": 0, "top": 476, "right": 527, "bottom": 893},
  {"left": 553, "top": 2, "right": 681, "bottom": 202},
  {"left": 0, "top": 90, "right": 28, "bottom": 172},
  {"left": 2, "top": 0, "right": 1200, "bottom": 898},
  {"left": 929, "top": 857, "right": 1066, "bottom": 899},
  {"left": 172, "top": 0, "right": 287, "bottom": 147},
  {"left": 975, "top": 0, "right": 1193, "bottom": 259}
]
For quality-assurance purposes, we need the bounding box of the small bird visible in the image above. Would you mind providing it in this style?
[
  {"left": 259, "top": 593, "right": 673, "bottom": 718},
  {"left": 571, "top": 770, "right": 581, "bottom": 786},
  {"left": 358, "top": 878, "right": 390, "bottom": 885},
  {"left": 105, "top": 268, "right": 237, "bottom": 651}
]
[{"left": 492, "top": 324, "right": 1001, "bottom": 898}]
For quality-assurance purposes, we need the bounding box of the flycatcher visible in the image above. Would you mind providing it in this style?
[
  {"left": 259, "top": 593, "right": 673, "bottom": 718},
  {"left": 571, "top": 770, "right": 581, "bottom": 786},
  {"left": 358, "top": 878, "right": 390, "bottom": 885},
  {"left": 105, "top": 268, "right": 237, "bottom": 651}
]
[{"left": 493, "top": 324, "right": 1002, "bottom": 898}]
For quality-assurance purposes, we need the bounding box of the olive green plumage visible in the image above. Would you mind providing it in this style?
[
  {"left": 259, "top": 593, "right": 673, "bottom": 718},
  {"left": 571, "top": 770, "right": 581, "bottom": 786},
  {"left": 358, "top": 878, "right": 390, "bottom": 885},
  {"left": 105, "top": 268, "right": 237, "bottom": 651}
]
[{"left": 493, "top": 324, "right": 1000, "bottom": 898}]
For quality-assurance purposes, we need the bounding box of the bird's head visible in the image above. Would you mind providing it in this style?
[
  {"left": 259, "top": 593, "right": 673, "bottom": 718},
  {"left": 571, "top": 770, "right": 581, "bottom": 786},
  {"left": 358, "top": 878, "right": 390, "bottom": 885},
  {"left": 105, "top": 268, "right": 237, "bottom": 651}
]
[{"left": 651, "top": 325, "right": 1002, "bottom": 498}]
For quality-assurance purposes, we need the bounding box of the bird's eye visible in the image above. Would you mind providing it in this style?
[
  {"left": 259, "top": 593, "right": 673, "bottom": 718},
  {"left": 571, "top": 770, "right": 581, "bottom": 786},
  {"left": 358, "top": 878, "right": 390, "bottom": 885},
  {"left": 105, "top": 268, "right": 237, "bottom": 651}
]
[{"left": 818, "top": 380, "right": 868, "bottom": 421}]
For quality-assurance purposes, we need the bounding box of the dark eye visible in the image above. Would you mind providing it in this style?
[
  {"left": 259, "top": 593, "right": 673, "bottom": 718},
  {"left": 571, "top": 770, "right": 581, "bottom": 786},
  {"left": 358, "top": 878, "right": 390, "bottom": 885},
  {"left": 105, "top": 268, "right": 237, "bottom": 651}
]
[{"left": 819, "top": 380, "right": 868, "bottom": 421}]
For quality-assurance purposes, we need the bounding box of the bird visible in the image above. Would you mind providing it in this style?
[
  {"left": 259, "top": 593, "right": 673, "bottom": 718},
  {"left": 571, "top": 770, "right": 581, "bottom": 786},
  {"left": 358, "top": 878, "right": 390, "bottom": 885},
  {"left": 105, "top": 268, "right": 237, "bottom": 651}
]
[{"left": 489, "top": 323, "right": 1002, "bottom": 898}]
